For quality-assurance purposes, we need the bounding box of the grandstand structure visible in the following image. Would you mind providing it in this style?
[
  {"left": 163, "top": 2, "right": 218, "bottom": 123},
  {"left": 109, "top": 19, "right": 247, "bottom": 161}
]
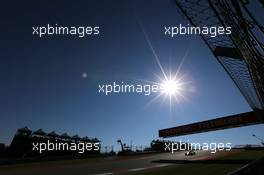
[
  {"left": 160, "top": 0, "right": 264, "bottom": 137},
  {"left": 8, "top": 127, "right": 101, "bottom": 157}
]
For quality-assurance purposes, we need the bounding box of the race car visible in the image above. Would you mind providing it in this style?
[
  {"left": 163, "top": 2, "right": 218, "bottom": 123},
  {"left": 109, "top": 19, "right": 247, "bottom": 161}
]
[{"left": 185, "top": 150, "right": 196, "bottom": 156}]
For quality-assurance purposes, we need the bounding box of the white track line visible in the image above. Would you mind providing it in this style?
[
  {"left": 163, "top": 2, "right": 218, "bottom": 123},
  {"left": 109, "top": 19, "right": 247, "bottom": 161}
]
[
  {"left": 152, "top": 164, "right": 170, "bottom": 168},
  {"left": 128, "top": 167, "right": 148, "bottom": 172},
  {"left": 128, "top": 164, "right": 170, "bottom": 172},
  {"left": 94, "top": 164, "right": 170, "bottom": 175},
  {"left": 94, "top": 173, "right": 113, "bottom": 175}
]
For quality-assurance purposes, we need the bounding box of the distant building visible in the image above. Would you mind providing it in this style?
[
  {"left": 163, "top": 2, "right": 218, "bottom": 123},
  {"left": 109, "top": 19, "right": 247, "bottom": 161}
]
[{"left": 7, "top": 126, "right": 101, "bottom": 157}]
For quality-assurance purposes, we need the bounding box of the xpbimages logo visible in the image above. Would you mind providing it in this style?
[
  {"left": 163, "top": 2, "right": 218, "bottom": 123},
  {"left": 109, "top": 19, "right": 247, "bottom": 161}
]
[
  {"left": 32, "top": 140, "right": 100, "bottom": 154},
  {"left": 98, "top": 82, "right": 161, "bottom": 96},
  {"left": 164, "top": 24, "right": 232, "bottom": 38},
  {"left": 32, "top": 24, "right": 100, "bottom": 38},
  {"left": 164, "top": 140, "right": 232, "bottom": 154}
]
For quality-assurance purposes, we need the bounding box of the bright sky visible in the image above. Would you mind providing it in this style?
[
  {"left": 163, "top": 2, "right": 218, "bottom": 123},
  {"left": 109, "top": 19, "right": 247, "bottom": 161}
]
[{"left": 0, "top": 0, "right": 263, "bottom": 150}]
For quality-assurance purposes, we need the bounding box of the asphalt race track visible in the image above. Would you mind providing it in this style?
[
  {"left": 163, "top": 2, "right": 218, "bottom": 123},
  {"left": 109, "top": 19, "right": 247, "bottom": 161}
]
[{"left": 0, "top": 151, "right": 213, "bottom": 175}]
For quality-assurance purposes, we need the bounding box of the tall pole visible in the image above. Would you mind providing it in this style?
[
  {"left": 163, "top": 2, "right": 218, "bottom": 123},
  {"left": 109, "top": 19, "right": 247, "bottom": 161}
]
[{"left": 252, "top": 134, "right": 264, "bottom": 146}]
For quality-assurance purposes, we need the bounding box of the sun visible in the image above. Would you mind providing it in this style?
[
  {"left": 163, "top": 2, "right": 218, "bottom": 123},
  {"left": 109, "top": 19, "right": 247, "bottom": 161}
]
[
  {"left": 143, "top": 70, "right": 192, "bottom": 110},
  {"left": 139, "top": 22, "right": 193, "bottom": 108},
  {"left": 160, "top": 77, "right": 183, "bottom": 96},
  {"left": 157, "top": 72, "right": 186, "bottom": 105}
]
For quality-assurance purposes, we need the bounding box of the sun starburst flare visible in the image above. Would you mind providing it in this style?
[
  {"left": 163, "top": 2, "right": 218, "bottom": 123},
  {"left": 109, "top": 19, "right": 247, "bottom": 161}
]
[
  {"left": 160, "top": 76, "right": 184, "bottom": 97},
  {"left": 139, "top": 21, "right": 194, "bottom": 109},
  {"left": 155, "top": 71, "right": 190, "bottom": 108}
]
